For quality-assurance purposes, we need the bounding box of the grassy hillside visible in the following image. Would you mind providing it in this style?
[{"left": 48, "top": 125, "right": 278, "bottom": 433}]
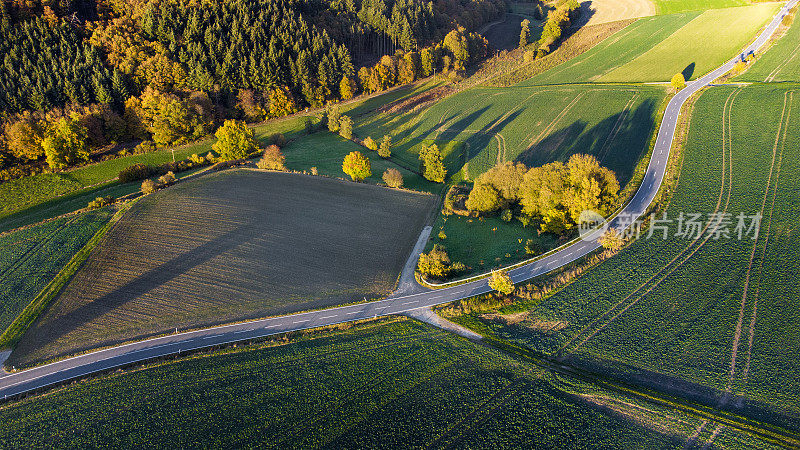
[
  {"left": 8, "top": 171, "right": 437, "bottom": 367},
  {"left": 464, "top": 85, "right": 800, "bottom": 429},
  {"left": 357, "top": 85, "right": 666, "bottom": 184},
  {"left": 0, "top": 208, "right": 114, "bottom": 336},
  {"left": 599, "top": 4, "right": 781, "bottom": 82},
  {"left": 652, "top": 0, "right": 751, "bottom": 15},
  {"left": 738, "top": 10, "right": 800, "bottom": 82},
  {"left": 519, "top": 12, "right": 700, "bottom": 85},
  {"left": 0, "top": 318, "right": 773, "bottom": 448}
]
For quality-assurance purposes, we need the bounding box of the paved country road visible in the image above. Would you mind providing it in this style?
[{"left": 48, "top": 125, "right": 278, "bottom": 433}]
[{"left": 0, "top": 0, "right": 795, "bottom": 401}]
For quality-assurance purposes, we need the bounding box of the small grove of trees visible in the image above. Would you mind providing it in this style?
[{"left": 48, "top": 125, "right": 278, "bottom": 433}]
[
  {"left": 488, "top": 270, "right": 514, "bottom": 295},
  {"left": 212, "top": 120, "right": 258, "bottom": 161},
  {"left": 125, "top": 87, "right": 214, "bottom": 147},
  {"left": 342, "top": 150, "right": 371, "bottom": 181},
  {"left": 382, "top": 168, "right": 403, "bottom": 188},
  {"left": 256, "top": 145, "right": 286, "bottom": 171},
  {"left": 417, "top": 244, "right": 466, "bottom": 279},
  {"left": 419, "top": 143, "right": 446, "bottom": 183},
  {"left": 671, "top": 73, "right": 686, "bottom": 91},
  {"left": 536, "top": 0, "right": 580, "bottom": 58},
  {"left": 465, "top": 155, "right": 620, "bottom": 235}
]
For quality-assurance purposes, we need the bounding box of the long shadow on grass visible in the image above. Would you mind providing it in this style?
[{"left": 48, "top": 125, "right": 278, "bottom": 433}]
[
  {"left": 516, "top": 100, "right": 656, "bottom": 185},
  {"left": 13, "top": 224, "right": 249, "bottom": 362}
]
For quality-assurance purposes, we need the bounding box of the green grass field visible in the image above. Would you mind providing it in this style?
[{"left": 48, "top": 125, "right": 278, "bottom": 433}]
[
  {"left": 0, "top": 208, "right": 114, "bottom": 336},
  {"left": 8, "top": 170, "right": 437, "bottom": 367},
  {"left": 357, "top": 84, "right": 666, "bottom": 185},
  {"left": 0, "top": 318, "right": 768, "bottom": 448},
  {"left": 464, "top": 85, "right": 800, "bottom": 429},
  {"left": 738, "top": 11, "right": 800, "bottom": 82},
  {"left": 652, "top": 0, "right": 751, "bottom": 15},
  {"left": 519, "top": 12, "right": 700, "bottom": 85},
  {"left": 599, "top": 4, "right": 781, "bottom": 82}
]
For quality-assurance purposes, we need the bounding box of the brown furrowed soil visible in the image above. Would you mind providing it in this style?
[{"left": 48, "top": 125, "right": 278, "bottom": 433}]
[{"left": 9, "top": 170, "right": 437, "bottom": 367}]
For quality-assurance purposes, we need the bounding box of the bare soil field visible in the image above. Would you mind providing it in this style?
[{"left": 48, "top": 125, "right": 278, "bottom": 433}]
[
  {"left": 578, "top": 0, "right": 656, "bottom": 27},
  {"left": 9, "top": 170, "right": 437, "bottom": 367}
]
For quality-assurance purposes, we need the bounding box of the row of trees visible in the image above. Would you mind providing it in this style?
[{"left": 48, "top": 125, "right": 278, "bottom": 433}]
[{"left": 465, "top": 154, "right": 619, "bottom": 234}]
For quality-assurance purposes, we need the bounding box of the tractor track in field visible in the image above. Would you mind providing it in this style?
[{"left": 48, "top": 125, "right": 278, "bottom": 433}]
[
  {"left": 728, "top": 90, "right": 794, "bottom": 400},
  {"left": 0, "top": 216, "right": 79, "bottom": 282},
  {"left": 598, "top": 92, "right": 641, "bottom": 164},
  {"left": 765, "top": 37, "right": 800, "bottom": 82},
  {"left": 523, "top": 90, "right": 590, "bottom": 150},
  {"left": 555, "top": 88, "right": 741, "bottom": 356}
]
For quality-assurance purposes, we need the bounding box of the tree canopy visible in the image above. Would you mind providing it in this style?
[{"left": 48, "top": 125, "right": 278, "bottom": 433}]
[{"left": 212, "top": 120, "right": 258, "bottom": 161}]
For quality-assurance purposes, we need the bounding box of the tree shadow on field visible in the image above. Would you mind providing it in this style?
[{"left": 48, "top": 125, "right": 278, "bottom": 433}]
[
  {"left": 11, "top": 224, "right": 249, "bottom": 363},
  {"left": 515, "top": 100, "right": 656, "bottom": 185},
  {"left": 682, "top": 62, "right": 696, "bottom": 81}
]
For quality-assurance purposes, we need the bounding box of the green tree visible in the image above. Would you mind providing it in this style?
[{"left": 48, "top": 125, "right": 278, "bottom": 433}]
[
  {"left": 671, "top": 73, "right": 686, "bottom": 90},
  {"left": 327, "top": 103, "right": 341, "bottom": 132},
  {"left": 212, "top": 120, "right": 258, "bottom": 161},
  {"left": 465, "top": 184, "right": 501, "bottom": 213},
  {"left": 419, "top": 143, "right": 446, "bottom": 183},
  {"left": 42, "top": 116, "right": 90, "bottom": 170},
  {"left": 417, "top": 244, "right": 465, "bottom": 279},
  {"left": 342, "top": 150, "right": 371, "bottom": 181},
  {"left": 340, "top": 76, "right": 356, "bottom": 100},
  {"left": 420, "top": 48, "right": 434, "bottom": 76},
  {"left": 339, "top": 115, "right": 354, "bottom": 140},
  {"left": 519, "top": 19, "right": 531, "bottom": 48},
  {"left": 488, "top": 270, "right": 514, "bottom": 295},
  {"left": 378, "top": 135, "right": 392, "bottom": 158}
]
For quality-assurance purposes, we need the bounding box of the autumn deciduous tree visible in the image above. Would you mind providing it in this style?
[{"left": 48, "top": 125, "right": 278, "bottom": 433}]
[
  {"left": 419, "top": 143, "right": 446, "bottom": 183},
  {"left": 671, "top": 73, "right": 686, "bottom": 90},
  {"left": 417, "top": 244, "right": 465, "bottom": 279},
  {"left": 382, "top": 168, "right": 403, "bottom": 188},
  {"left": 339, "top": 115, "right": 354, "bottom": 140},
  {"left": 488, "top": 270, "right": 514, "bottom": 295},
  {"left": 212, "top": 120, "right": 258, "bottom": 161},
  {"left": 326, "top": 103, "right": 341, "bottom": 132},
  {"left": 257, "top": 145, "right": 287, "bottom": 170},
  {"left": 599, "top": 227, "right": 625, "bottom": 251},
  {"left": 363, "top": 136, "right": 377, "bottom": 151},
  {"left": 465, "top": 184, "right": 501, "bottom": 213},
  {"left": 519, "top": 19, "right": 531, "bottom": 48},
  {"left": 4, "top": 118, "right": 44, "bottom": 161},
  {"left": 378, "top": 135, "right": 392, "bottom": 158},
  {"left": 268, "top": 86, "right": 299, "bottom": 118},
  {"left": 42, "top": 116, "right": 89, "bottom": 169},
  {"left": 339, "top": 77, "right": 356, "bottom": 100},
  {"left": 342, "top": 150, "right": 371, "bottom": 181}
]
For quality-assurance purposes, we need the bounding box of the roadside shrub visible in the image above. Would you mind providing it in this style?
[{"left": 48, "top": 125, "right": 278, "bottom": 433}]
[
  {"left": 417, "top": 244, "right": 466, "bottom": 279},
  {"left": 310, "top": 166, "right": 319, "bottom": 175},
  {"left": 205, "top": 152, "right": 216, "bottom": 164},
  {"left": 141, "top": 179, "right": 157, "bottom": 194},
  {"left": 158, "top": 171, "right": 176, "bottom": 186},
  {"left": 382, "top": 168, "right": 403, "bottom": 188},
  {"left": 488, "top": 270, "right": 514, "bottom": 295},
  {"left": 599, "top": 227, "right": 624, "bottom": 251},
  {"left": 189, "top": 153, "right": 206, "bottom": 165},
  {"left": 134, "top": 140, "right": 157, "bottom": 154},
  {"left": 257, "top": 145, "right": 287, "bottom": 170},
  {"left": 87, "top": 196, "right": 115, "bottom": 210},
  {"left": 119, "top": 163, "right": 155, "bottom": 183}
]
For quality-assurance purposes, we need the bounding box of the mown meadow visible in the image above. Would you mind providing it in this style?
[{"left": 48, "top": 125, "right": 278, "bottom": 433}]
[
  {"left": 651, "top": 0, "right": 750, "bottom": 15},
  {"left": 0, "top": 318, "right": 764, "bottom": 449},
  {"left": 463, "top": 85, "right": 800, "bottom": 430},
  {"left": 599, "top": 4, "right": 781, "bottom": 82}
]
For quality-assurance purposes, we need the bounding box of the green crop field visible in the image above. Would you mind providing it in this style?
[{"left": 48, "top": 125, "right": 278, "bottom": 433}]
[
  {"left": 467, "top": 85, "right": 800, "bottom": 429},
  {"left": 519, "top": 12, "right": 700, "bottom": 86},
  {"left": 652, "top": 0, "right": 751, "bottom": 15},
  {"left": 7, "top": 170, "right": 437, "bottom": 367},
  {"left": 0, "top": 208, "right": 114, "bottom": 336},
  {"left": 0, "top": 318, "right": 773, "bottom": 448},
  {"left": 599, "top": 4, "right": 781, "bottom": 82},
  {"left": 357, "top": 84, "right": 666, "bottom": 184},
  {"left": 738, "top": 12, "right": 800, "bottom": 82}
]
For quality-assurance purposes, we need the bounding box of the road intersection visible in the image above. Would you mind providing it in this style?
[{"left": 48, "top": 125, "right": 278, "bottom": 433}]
[{"left": 0, "top": 0, "right": 795, "bottom": 401}]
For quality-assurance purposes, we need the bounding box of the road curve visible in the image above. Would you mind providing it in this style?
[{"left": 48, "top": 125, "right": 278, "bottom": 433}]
[{"left": 0, "top": 1, "right": 795, "bottom": 400}]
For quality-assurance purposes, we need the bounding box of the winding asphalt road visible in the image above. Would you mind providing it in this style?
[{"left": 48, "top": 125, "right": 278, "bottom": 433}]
[{"left": 0, "top": 1, "right": 795, "bottom": 400}]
